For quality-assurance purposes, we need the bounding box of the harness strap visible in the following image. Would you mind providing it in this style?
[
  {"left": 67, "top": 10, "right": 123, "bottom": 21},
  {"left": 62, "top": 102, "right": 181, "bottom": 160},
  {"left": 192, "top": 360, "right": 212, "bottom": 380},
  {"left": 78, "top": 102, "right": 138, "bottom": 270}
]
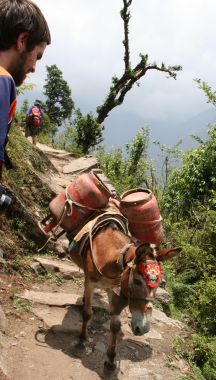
[
  {"left": 87, "top": 219, "right": 132, "bottom": 279},
  {"left": 117, "top": 243, "right": 133, "bottom": 271}
]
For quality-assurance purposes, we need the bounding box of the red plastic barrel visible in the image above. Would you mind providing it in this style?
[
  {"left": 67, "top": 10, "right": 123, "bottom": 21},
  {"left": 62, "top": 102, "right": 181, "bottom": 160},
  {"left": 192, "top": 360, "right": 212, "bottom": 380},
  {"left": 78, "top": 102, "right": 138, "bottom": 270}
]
[
  {"left": 40, "top": 172, "right": 111, "bottom": 235},
  {"left": 120, "top": 188, "right": 164, "bottom": 244}
]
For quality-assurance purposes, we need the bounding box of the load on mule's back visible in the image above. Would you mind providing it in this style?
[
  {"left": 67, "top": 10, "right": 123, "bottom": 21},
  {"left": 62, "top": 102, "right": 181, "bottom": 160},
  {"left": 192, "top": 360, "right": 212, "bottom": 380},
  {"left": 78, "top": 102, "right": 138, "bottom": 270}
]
[{"left": 39, "top": 170, "right": 164, "bottom": 246}]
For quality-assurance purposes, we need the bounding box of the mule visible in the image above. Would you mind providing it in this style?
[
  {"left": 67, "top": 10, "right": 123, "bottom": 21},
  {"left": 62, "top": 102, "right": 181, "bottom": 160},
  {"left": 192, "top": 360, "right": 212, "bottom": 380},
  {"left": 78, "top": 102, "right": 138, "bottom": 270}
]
[{"left": 69, "top": 221, "right": 181, "bottom": 370}]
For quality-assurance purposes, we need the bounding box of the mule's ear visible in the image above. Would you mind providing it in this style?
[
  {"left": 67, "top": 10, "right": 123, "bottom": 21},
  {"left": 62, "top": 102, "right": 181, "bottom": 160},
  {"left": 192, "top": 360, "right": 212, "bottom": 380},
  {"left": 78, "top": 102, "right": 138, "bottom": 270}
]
[
  {"left": 157, "top": 247, "right": 182, "bottom": 262},
  {"left": 135, "top": 243, "right": 150, "bottom": 263}
]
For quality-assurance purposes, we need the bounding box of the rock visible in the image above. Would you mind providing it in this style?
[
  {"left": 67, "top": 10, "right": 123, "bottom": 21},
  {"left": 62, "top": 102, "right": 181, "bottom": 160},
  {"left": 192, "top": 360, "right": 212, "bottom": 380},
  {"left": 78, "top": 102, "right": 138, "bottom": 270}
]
[
  {"left": 128, "top": 367, "right": 165, "bottom": 380},
  {"left": 30, "top": 262, "right": 46, "bottom": 275},
  {"left": 62, "top": 156, "right": 99, "bottom": 174},
  {"left": 152, "top": 309, "right": 184, "bottom": 329},
  {"left": 32, "top": 305, "right": 82, "bottom": 333},
  {"left": 155, "top": 287, "right": 172, "bottom": 305},
  {"left": 55, "top": 238, "right": 69, "bottom": 254},
  {"left": 0, "top": 331, "right": 17, "bottom": 378},
  {"left": 144, "top": 329, "right": 162, "bottom": 340},
  {"left": 20, "top": 290, "right": 82, "bottom": 307},
  {"left": 34, "top": 257, "right": 83, "bottom": 279},
  {"left": 19, "top": 290, "right": 108, "bottom": 309},
  {"left": 0, "top": 306, "right": 7, "bottom": 334},
  {"left": 94, "top": 342, "right": 106, "bottom": 353}
]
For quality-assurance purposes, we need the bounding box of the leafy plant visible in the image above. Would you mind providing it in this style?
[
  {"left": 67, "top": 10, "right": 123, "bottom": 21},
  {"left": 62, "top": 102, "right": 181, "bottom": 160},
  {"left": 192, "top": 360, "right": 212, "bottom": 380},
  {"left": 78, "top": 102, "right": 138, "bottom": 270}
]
[
  {"left": 13, "top": 297, "right": 32, "bottom": 312},
  {"left": 96, "top": 127, "right": 151, "bottom": 195},
  {"left": 162, "top": 125, "right": 216, "bottom": 218}
]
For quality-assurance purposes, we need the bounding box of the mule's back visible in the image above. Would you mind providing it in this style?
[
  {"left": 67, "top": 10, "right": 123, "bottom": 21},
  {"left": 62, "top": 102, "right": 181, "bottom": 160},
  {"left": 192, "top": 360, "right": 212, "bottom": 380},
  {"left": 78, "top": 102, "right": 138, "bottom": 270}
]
[{"left": 84, "top": 222, "right": 132, "bottom": 282}]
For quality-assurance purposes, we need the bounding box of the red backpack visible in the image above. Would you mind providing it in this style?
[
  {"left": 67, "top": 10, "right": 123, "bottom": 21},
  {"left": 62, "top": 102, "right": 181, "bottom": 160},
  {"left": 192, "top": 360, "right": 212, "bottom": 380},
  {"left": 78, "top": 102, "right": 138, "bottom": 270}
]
[{"left": 30, "top": 106, "right": 41, "bottom": 127}]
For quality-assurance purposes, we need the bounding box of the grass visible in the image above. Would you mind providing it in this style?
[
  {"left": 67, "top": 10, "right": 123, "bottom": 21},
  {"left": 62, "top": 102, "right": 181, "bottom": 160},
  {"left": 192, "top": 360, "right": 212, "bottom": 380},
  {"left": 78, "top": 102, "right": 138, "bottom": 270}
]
[{"left": 13, "top": 297, "right": 32, "bottom": 312}]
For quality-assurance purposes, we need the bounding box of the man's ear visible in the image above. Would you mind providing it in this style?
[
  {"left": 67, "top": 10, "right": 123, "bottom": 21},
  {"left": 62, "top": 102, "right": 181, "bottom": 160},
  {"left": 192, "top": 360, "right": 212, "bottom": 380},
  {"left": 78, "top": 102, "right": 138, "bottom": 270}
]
[{"left": 16, "top": 32, "right": 28, "bottom": 52}]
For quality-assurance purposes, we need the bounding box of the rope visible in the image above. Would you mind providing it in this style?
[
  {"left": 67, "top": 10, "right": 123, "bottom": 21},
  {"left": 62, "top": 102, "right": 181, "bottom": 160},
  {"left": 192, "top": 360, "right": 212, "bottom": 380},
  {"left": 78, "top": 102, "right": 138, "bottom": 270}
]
[
  {"left": 37, "top": 204, "right": 68, "bottom": 252},
  {"left": 129, "top": 216, "right": 163, "bottom": 234},
  {"left": 65, "top": 184, "right": 108, "bottom": 215}
]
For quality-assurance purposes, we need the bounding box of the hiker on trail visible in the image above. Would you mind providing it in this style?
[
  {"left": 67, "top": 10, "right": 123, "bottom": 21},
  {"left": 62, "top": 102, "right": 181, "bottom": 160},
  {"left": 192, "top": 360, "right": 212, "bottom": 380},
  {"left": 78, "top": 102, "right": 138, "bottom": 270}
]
[
  {"left": 25, "top": 100, "right": 44, "bottom": 145},
  {"left": 0, "top": 0, "right": 51, "bottom": 177}
]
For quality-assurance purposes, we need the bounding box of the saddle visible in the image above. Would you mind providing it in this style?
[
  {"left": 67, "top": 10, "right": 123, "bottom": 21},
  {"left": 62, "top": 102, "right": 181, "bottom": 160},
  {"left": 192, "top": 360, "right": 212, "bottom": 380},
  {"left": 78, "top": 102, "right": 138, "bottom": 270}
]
[{"left": 68, "top": 200, "right": 129, "bottom": 258}]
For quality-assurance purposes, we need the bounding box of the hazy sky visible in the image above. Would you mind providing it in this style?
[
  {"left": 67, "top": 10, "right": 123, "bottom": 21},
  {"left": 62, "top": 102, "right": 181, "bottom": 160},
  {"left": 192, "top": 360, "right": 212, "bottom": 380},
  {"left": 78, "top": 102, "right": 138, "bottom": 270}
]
[{"left": 27, "top": 0, "right": 216, "bottom": 124}]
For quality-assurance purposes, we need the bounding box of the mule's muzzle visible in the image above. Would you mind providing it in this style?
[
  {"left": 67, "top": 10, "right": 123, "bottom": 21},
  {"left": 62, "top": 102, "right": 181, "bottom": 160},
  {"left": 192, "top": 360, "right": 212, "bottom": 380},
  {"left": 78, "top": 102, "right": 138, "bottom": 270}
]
[{"left": 131, "top": 311, "right": 151, "bottom": 336}]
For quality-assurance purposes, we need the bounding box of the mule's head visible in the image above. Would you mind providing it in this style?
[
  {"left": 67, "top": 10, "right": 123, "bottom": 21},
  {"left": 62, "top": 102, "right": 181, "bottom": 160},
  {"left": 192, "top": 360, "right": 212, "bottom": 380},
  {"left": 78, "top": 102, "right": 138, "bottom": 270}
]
[{"left": 127, "top": 243, "right": 181, "bottom": 336}]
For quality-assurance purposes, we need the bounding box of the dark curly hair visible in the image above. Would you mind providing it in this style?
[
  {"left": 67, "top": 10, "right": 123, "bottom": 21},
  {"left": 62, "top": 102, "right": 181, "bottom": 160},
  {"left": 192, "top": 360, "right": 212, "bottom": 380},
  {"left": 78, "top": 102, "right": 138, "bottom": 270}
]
[{"left": 0, "top": 0, "right": 51, "bottom": 51}]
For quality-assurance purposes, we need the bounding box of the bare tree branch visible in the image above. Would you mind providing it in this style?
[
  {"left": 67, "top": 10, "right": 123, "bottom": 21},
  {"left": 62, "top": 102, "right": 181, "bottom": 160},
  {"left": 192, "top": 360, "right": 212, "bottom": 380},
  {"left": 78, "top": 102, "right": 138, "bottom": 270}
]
[
  {"left": 121, "top": 0, "right": 132, "bottom": 72},
  {"left": 96, "top": 1, "right": 182, "bottom": 124}
]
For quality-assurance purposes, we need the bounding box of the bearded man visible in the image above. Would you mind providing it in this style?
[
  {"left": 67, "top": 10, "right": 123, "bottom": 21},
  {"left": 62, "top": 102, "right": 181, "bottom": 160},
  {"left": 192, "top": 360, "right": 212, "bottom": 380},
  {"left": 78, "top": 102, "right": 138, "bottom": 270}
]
[{"left": 0, "top": 0, "right": 51, "bottom": 172}]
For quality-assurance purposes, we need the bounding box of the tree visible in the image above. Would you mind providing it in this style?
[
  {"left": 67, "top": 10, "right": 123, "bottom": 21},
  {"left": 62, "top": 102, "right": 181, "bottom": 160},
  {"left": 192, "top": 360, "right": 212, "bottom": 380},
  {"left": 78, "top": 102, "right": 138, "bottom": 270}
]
[
  {"left": 43, "top": 64, "right": 74, "bottom": 133},
  {"left": 58, "top": 110, "right": 104, "bottom": 155},
  {"left": 162, "top": 125, "right": 216, "bottom": 218},
  {"left": 195, "top": 78, "right": 216, "bottom": 107},
  {"left": 162, "top": 79, "right": 216, "bottom": 217},
  {"left": 15, "top": 83, "right": 34, "bottom": 123},
  {"left": 16, "top": 82, "right": 35, "bottom": 96},
  {"left": 96, "top": 0, "right": 182, "bottom": 124},
  {"left": 154, "top": 140, "right": 183, "bottom": 187},
  {"left": 20, "top": 99, "right": 29, "bottom": 115},
  {"left": 73, "top": 110, "right": 104, "bottom": 155},
  {"left": 58, "top": 0, "right": 182, "bottom": 155}
]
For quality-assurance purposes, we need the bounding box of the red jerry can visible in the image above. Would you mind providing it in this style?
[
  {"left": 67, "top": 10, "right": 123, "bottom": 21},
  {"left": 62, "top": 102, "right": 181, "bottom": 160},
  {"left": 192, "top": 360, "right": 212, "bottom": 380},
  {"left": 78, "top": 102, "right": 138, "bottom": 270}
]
[
  {"left": 120, "top": 188, "right": 164, "bottom": 244},
  {"left": 39, "top": 172, "right": 111, "bottom": 236}
]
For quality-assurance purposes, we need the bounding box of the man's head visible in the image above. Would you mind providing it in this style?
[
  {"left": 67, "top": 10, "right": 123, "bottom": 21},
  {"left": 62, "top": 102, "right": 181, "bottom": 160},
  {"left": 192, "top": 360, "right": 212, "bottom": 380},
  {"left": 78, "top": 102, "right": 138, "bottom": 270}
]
[
  {"left": 34, "top": 99, "right": 42, "bottom": 107},
  {"left": 0, "top": 0, "right": 51, "bottom": 85}
]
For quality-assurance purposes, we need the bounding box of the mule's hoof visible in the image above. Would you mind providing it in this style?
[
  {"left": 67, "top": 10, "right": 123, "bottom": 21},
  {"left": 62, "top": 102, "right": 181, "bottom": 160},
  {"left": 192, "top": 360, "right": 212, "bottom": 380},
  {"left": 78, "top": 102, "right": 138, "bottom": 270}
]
[{"left": 104, "top": 361, "right": 116, "bottom": 371}]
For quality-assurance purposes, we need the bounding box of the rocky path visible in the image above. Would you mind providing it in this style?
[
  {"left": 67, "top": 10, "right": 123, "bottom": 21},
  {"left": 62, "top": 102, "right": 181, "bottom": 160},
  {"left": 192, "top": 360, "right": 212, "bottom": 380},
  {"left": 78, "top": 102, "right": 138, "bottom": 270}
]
[{"left": 0, "top": 144, "right": 190, "bottom": 380}]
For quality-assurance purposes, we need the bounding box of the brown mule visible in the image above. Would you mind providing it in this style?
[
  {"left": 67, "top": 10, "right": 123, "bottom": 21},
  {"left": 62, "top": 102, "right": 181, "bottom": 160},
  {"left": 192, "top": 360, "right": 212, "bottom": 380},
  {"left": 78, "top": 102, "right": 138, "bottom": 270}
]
[{"left": 69, "top": 222, "right": 181, "bottom": 371}]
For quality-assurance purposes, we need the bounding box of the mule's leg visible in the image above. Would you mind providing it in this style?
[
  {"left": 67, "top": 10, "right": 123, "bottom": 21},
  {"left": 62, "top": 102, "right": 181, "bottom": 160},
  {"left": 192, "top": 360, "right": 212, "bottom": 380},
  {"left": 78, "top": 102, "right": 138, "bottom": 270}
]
[
  {"left": 104, "top": 315, "right": 121, "bottom": 371},
  {"left": 104, "top": 291, "right": 128, "bottom": 371},
  {"left": 79, "top": 279, "right": 94, "bottom": 346}
]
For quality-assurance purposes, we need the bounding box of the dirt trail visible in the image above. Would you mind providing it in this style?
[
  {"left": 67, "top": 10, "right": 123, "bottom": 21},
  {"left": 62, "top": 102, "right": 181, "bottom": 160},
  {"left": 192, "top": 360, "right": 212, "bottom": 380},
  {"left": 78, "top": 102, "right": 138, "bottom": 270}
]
[{"left": 2, "top": 143, "right": 190, "bottom": 380}]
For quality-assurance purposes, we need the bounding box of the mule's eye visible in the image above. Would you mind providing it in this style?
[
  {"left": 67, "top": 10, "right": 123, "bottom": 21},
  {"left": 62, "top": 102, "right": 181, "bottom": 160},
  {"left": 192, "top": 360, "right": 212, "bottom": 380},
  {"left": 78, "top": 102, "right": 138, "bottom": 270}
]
[{"left": 134, "top": 278, "right": 142, "bottom": 286}]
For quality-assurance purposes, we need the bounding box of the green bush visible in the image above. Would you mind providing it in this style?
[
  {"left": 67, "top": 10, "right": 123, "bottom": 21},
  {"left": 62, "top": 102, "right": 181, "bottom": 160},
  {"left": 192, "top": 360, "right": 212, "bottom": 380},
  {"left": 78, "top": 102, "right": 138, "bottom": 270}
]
[
  {"left": 96, "top": 127, "right": 151, "bottom": 195},
  {"left": 175, "top": 334, "right": 216, "bottom": 380},
  {"left": 162, "top": 125, "right": 216, "bottom": 218}
]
